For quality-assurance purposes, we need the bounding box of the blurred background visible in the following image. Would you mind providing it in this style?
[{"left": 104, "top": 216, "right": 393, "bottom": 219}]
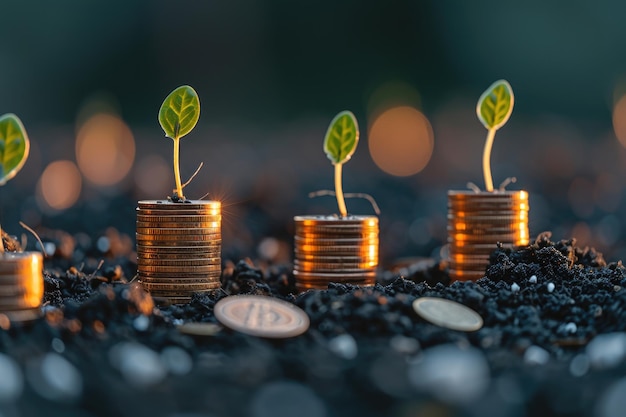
[{"left": 2, "top": 0, "right": 626, "bottom": 266}]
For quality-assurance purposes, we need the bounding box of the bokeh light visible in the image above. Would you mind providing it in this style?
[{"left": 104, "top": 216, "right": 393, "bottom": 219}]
[
  {"left": 134, "top": 154, "right": 172, "bottom": 197},
  {"left": 612, "top": 94, "right": 626, "bottom": 148},
  {"left": 75, "top": 113, "right": 135, "bottom": 186},
  {"left": 368, "top": 106, "right": 434, "bottom": 177},
  {"left": 36, "top": 161, "right": 82, "bottom": 213}
]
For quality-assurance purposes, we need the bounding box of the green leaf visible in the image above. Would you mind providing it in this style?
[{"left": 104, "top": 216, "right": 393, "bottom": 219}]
[
  {"left": 158, "top": 85, "right": 200, "bottom": 140},
  {"left": 0, "top": 113, "right": 29, "bottom": 186},
  {"left": 323, "top": 110, "right": 359, "bottom": 165},
  {"left": 476, "top": 80, "right": 514, "bottom": 130}
]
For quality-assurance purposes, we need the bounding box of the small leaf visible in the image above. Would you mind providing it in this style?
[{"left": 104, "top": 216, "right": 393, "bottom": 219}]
[
  {"left": 0, "top": 113, "right": 29, "bottom": 186},
  {"left": 158, "top": 85, "right": 200, "bottom": 140},
  {"left": 323, "top": 111, "right": 359, "bottom": 165},
  {"left": 476, "top": 80, "right": 514, "bottom": 130}
]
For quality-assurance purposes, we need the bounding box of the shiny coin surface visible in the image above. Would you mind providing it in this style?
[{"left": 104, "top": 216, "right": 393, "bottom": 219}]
[
  {"left": 214, "top": 295, "right": 310, "bottom": 338},
  {"left": 413, "top": 297, "right": 484, "bottom": 332},
  {"left": 177, "top": 322, "right": 222, "bottom": 336}
]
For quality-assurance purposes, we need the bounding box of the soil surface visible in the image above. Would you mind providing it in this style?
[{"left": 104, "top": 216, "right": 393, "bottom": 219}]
[{"left": 1, "top": 231, "right": 626, "bottom": 417}]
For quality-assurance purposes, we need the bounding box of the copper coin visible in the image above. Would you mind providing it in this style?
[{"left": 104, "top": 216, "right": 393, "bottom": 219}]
[
  {"left": 214, "top": 295, "right": 309, "bottom": 338},
  {"left": 293, "top": 260, "right": 377, "bottom": 272},
  {"left": 413, "top": 297, "right": 483, "bottom": 332},
  {"left": 136, "top": 221, "right": 221, "bottom": 229},
  {"left": 138, "top": 257, "right": 221, "bottom": 267},
  {"left": 136, "top": 227, "right": 220, "bottom": 236},
  {"left": 141, "top": 282, "right": 222, "bottom": 291},
  {"left": 138, "top": 264, "right": 222, "bottom": 274}
]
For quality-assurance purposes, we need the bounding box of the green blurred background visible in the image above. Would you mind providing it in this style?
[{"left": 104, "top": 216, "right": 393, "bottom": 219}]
[{"left": 2, "top": 0, "right": 626, "bottom": 265}]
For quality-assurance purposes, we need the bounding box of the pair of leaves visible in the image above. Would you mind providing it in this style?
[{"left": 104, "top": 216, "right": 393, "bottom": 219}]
[
  {"left": 159, "top": 85, "right": 200, "bottom": 140},
  {"left": 323, "top": 110, "right": 359, "bottom": 165},
  {"left": 477, "top": 79, "right": 514, "bottom": 130},
  {"left": 0, "top": 113, "right": 29, "bottom": 186}
]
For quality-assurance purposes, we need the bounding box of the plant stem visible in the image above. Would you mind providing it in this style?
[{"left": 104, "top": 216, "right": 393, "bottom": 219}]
[
  {"left": 334, "top": 163, "right": 347, "bottom": 218},
  {"left": 173, "top": 138, "right": 184, "bottom": 199},
  {"left": 482, "top": 128, "right": 496, "bottom": 192}
]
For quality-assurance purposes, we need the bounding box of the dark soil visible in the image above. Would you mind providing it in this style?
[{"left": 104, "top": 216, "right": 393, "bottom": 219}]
[{"left": 2, "top": 231, "right": 626, "bottom": 417}]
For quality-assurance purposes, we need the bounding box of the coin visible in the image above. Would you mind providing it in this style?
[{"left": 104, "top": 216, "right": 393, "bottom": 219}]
[
  {"left": 138, "top": 257, "right": 221, "bottom": 267},
  {"left": 136, "top": 215, "right": 222, "bottom": 224},
  {"left": 139, "top": 276, "right": 221, "bottom": 284},
  {"left": 214, "top": 295, "right": 309, "bottom": 338},
  {"left": 177, "top": 322, "right": 222, "bottom": 336},
  {"left": 141, "top": 281, "right": 221, "bottom": 291},
  {"left": 412, "top": 297, "right": 483, "bottom": 331}
]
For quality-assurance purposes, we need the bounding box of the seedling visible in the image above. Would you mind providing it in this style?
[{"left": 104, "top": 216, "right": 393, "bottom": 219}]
[
  {"left": 476, "top": 80, "right": 514, "bottom": 192},
  {"left": 323, "top": 111, "right": 359, "bottom": 218},
  {"left": 158, "top": 85, "right": 200, "bottom": 201},
  {"left": 0, "top": 113, "right": 30, "bottom": 252}
]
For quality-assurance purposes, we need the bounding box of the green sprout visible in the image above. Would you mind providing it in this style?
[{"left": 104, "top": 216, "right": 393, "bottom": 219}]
[
  {"left": 158, "top": 85, "right": 200, "bottom": 200},
  {"left": 476, "top": 80, "right": 514, "bottom": 192},
  {"left": 0, "top": 113, "right": 30, "bottom": 253},
  {"left": 0, "top": 113, "right": 29, "bottom": 186},
  {"left": 323, "top": 111, "right": 359, "bottom": 218}
]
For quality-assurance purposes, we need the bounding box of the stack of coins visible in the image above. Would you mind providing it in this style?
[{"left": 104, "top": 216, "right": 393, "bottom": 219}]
[
  {"left": 293, "top": 215, "right": 379, "bottom": 291},
  {"left": 0, "top": 252, "right": 43, "bottom": 323},
  {"left": 136, "top": 200, "right": 221, "bottom": 304},
  {"left": 447, "top": 190, "right": 529, "bottom": 281}
]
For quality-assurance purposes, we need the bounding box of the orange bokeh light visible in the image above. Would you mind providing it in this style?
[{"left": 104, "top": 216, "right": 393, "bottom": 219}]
[
  {"left": 76, "top": 113, "right": 135, "bottom": 186},
  {"left": 37, "top": 160, "right": 82, "bottom": 212},
  {"left": 368, "top": 106, "right": 434, "bottom": 177}
]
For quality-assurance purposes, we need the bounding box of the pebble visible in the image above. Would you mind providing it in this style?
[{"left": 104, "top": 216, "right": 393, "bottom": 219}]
[
  {"left": 328, "top": 334, "right": 358, "bottom": 360},
  {"left": 586, "top": 333, "right": 626, "bottom": 369},
  {"left": 569, "top": 354, "right": 590, "bottom": 377},
  {"left": 408, "top": 344, "right": 489, "bottom": 404},
  {"left": 27, "top": 353, "right": 83, "bottom": 402},
  {"left": 109, "top": 342, "right": 167, "bottom": 387},
  {"left": 564, "top": 322, "right": 577, "bottom": 334},
  {"left": 0, "top": 353, "right": 23, "bottom": 402},
  {"left": 523, "top": 345, "right": 550, "bottom": 365},
  {"left": 511, "top": 283, "right": 520, "bottom": 293},
  {"left": 547, "top": 282, "right": 555, "bottom": 293},
  {"left": 51, "top": 338, "right": 65, "bottom": 353},
  {"left": 133, "top": 315, "right": 150, "bottom": 331},
  {"left": 529, "top": 275, "right": 537, "bottom": 284},
  {"left": 160, "top": 346, "right": 193, "bottom": 375}
]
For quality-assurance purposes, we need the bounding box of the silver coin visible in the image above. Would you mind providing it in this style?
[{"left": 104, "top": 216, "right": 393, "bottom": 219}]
[
  {"left": 412, "top": 297, "right": 483, "bottom": 332},
  {"left": 214, "top": 295, "right": 309, "bottom": 338}
]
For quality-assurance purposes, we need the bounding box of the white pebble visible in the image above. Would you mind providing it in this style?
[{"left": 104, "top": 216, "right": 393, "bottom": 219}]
[
  {"left": 109, "top": 342, "right": 166, "bottom": 387},
  {"left": 511, "top": 283, "right": 520, "bottom": 293},
  {"left": 51, "top": 338, "right": 65, "bottom": 353},
  {"left": 564, "top": 322, "right": 577, "bottom": 334},
  {"left": 0, "top": 353, "right": 23, "bottom": 402},
  {"left": 547, "top": 282, "right": 555, "bottom": 293},
  {"left": 529, "top": 275, "right": 537, "bottom": 284},
  {"left": 328, "top": 334, "right": 358, "bottom": 360},
  {"left": 161, "top": 346, "right": 193, "bottom": 375},
  {"left": 133, "top": 315, "right": 150, "bottom": 332},
  {"left": 408, "top": 344, "right": 490, "bottom": 404},
  {"left": 587, "top": 333, "right": 626, "bottom": 369},
  {"left": 28, "top": 353, "right": 83, "bottom": 402},
  {"left": 570, "top": 354, "right": 590, "bottom": 377},
  {"left": 524, "top": 345, "right": 550, "bottom": 365}
]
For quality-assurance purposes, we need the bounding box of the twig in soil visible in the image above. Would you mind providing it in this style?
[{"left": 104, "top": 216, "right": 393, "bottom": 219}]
[
  {"left": 88, "top": 260, "right": 104, "bottom": 280},
  {"left": 499, "top": 177, "right": 517, "bottom": 191},
  {"left": 198, "top": 191, "right": 211, "bottom": 200},
  {"left": 466, "top": 182, "right": 481, "bottom": 193},
  {"left": 182, "top": 162, "right": 203, "bottom": 190},
  {"left": 309, "top": 190, "right": 381, "bottom": 215},
  {"left": 129, "top": 274, "right": 138, "bottom": 283},
  {"left": 19, "top": 221, "right": 47, "bottom": 258}
]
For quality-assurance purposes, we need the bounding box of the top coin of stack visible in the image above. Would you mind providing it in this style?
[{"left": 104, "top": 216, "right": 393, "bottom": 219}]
[
  {"left": 447, "top": 190, "right": 529, "bottom": 281},
  {"left": 136, "top": 200, "right": 222, "bottom": 304},
  {"left": 0, "top": 252, "right": 44, "bottom": 323},
  {"left": 293, "top": 215, "right": 379, "bottom": 291}
]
